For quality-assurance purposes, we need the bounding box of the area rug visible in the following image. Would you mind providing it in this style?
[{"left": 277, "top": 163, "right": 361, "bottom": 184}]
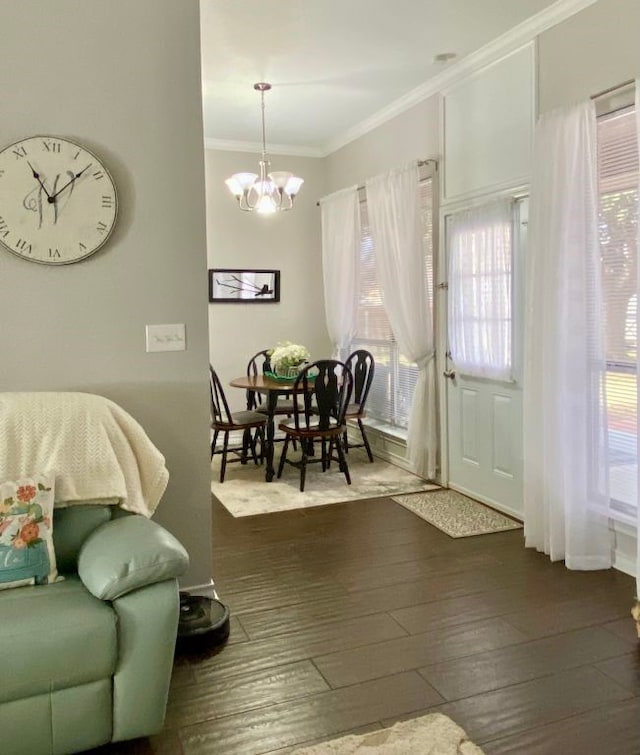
[
  {"left": 392, "top": 488, "right": 523, "bottom": 538},
  {"left": 212, "top": 447, "right": 439, "bottom": 517},
  {"left": 291, "top": 712, "right": 484, "bottom": 754}
]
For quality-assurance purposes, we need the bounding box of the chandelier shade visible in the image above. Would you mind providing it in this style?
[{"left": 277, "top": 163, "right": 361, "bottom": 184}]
[{"left": 225, "top": 83, "right": 304, "bottom": 214}]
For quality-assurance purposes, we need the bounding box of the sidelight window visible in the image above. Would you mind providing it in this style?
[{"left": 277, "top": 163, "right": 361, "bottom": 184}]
[
  {"left": 351, "top": 179, "right": 433, "bottom": 430},
  {"left": 597, "top": 103, "right": 638, "bottom": 523}
]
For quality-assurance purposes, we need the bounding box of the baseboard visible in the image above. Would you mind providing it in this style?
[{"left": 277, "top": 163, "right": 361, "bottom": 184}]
[
  {"left": 179, "top": 579, "right": 217, "bottom": 596},
  {"left": 612, "top": 549, "right": 636, "bottom": 579},
  {"left": 347, "top": 424, "right": 414, "bottom": 473},
  {"left": 610, "top": 519, "right": 637, "bottom": 579}
]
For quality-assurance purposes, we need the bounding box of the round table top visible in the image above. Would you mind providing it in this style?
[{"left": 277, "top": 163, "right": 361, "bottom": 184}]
[{"left": 229, "top": 374, "right": 296, "bottom": 392}]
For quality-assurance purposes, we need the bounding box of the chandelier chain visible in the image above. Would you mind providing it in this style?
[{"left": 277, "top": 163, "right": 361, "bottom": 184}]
[
  {"left": 224, "top": 82, "right": 304, "bottom": 214},
  {"left": 260, "top": 89, "right": 268, "bottom": 161}
]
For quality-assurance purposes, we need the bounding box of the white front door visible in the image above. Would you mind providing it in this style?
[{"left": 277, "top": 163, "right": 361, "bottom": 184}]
[{"left": 443, "top": 198, "right": 527, "bottom": 519}]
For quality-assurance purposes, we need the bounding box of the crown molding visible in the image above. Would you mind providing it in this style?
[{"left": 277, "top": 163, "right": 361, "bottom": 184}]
[
  {"left": 204, "top": 137, "right": 323, "bottom": 159},
  {"left": 324, "top": 0, "right": 599, "bottom": 155}
]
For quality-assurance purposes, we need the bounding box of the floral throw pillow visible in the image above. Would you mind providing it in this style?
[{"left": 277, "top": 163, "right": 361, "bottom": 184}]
[{"left": 0, "top": 474, "right": 58, "bottom": 590}]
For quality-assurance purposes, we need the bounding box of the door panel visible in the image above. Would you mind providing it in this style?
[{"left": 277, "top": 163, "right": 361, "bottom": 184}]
[
  {"left": 461, "top": 388, "right": 479, "bottom": 464},
  {"left": 447, "top": 378, "right": 522, "bottom": 517},
  {"left": 445, "top": 198, "right": 526, "bottom": 519},
  {"left": 492, "top": 393, "right": 514, "bottom": 476}
]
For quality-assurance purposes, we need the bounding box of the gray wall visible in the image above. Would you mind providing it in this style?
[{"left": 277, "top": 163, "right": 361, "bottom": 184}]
[
  {"left": 538, "top": 0, "right": 640, "bottom": 114},
  {"left": 0, "top": 0, "right": 212, "bottom": 587},
  {"left": 205, "top": 149, "right": 331, "bottom": 411},
  {"left": 325, "top": 97, "right": 441, "bottom": 194}
]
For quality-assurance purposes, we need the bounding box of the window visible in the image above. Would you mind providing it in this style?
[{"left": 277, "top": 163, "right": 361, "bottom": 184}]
[
  {"left": 447, "top": 199, "right": 514, "bottom": 381},
  {"left": 350, "top": 179, "right": 433, "bottom": 430},
  {"left": 597, "top": 104, "right": 638, "bottom": 523}
]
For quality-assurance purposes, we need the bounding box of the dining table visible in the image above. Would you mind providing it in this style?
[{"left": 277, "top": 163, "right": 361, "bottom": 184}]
[{"left": 229, "top": 374, "right": 309, "bottom": 482}]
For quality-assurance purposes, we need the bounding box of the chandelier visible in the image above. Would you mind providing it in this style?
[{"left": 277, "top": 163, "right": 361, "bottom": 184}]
[{"left": 225, "top": 82, "right": 304, "bottom": 215}]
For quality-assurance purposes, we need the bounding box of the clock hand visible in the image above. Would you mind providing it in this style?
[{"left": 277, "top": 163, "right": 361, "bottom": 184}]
[
  {"left": 26, "top": 161, "right": 52, "bottom": 199},
  {"left": 48, "top": 163, "right": 93, "bottom": 202}
]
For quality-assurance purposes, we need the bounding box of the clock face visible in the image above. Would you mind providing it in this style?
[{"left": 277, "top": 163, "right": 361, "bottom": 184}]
[{"left": 0, "top": 135, "right": 118, "bottom": 265}]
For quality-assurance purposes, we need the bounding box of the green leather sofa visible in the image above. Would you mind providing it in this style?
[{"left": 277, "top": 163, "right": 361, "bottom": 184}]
[{"left": 0, "top": 503, "right": 189, "bottom": 755}]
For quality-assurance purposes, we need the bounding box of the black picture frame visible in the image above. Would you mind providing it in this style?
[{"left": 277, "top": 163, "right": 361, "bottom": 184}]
[{"left": 208, "top": 269, "right": 280, "bottom": 303}]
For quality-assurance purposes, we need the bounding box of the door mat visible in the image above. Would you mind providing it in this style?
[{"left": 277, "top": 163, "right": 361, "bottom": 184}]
[{"left": 391, "top": 488, "right": 523, "bottom": 538}]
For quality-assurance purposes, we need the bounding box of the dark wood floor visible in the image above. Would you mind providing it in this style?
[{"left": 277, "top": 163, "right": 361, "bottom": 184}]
[{"left": 99, "top": 495, "right": 640, "bottom": 754}]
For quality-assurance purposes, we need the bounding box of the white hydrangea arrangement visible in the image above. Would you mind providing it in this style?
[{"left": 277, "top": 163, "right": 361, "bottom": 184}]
[{"left": 269, "top": 341, "right": 310, "bottom": 375}]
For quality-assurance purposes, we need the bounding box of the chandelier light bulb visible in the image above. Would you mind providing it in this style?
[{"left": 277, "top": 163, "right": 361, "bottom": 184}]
[
  {"left": 256, "top": 195, "right": 277, "bottom": 215},
  {"left": 225, "top": 83, "right": 304, "bottom": 214}
]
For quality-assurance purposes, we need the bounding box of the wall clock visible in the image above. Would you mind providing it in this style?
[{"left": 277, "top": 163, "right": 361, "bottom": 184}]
[{"left": 0, "top": 135, "right": 118, "bottom": 265}]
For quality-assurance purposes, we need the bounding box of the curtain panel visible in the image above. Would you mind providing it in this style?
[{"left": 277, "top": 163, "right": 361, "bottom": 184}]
[
  {"left": 636, "top": 80, "right": 640, "bottom": 600},
  {"left": 366, "top": 164, "right": 437, "bottom": 479},
  {"left": 524, "top": 99, "right": 611, "bottom": 570},
  {"left": 320, "top": 186, "right": 361, "bottom": 361}
]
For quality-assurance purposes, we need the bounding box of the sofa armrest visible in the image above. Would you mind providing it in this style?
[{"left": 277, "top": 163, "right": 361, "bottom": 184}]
[{"left": 77, "top": 515, "right": 189, "bottom": 600}]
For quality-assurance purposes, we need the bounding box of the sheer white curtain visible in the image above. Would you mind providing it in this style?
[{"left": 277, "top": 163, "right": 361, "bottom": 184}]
[
  {"left": 636, "top": 80, "right": 640, "bottom": 599},
  {"left": 366, "top": 164, "right": 436, "bottom": 479},
  {"left": 524, "top": 100, "right": 611, "bottom": 570},
  {"left": 320, "top": 186, "right": 361, "bottom": 360},
  {"left": 448, "top": 199, "right": 514, "bottom": 381}
]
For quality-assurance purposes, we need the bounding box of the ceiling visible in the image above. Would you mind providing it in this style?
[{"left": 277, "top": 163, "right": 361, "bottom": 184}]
[{"left": 199, "top": 0, "right": 561, "bottom": 157}]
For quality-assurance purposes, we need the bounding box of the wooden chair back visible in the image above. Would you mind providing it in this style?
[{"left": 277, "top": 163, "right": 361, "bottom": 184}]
[
  {"left": 291, "top": 360, "right": 353, "bottom": 433},
  {"left": 246, "top": 349, "right": 272, "bottom": 409},
  {"left": 345, "top": 349, "right": 375, "bottom": 410},
  {"left": 209, "top": 365, "right": 234, "bottom": 426}
]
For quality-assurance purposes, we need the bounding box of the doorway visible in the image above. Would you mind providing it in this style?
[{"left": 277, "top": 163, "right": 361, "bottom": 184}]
[{"left": 440, "top": 197, "right": 527, "bottom": 519}]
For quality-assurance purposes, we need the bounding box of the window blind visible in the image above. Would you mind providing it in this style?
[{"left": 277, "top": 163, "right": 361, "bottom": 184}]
[
  {"left": 352, "top": 178, "right": 433, "bottom": 429},
  {"left": 597, "top": 106, "right": 638, "bottom": 522}
]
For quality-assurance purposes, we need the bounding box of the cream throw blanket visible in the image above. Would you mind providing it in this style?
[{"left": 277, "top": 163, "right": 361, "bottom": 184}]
[{"left": 0, "top": 392, "right": 169, "bottom": 517}]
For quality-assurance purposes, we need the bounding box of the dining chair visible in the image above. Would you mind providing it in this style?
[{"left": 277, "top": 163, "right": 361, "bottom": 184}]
[
  {"left": 210, "top": 365, "right": 267, "bottom": 483},
  {"left": 245, "top": 349, "right": 271, "bottom": 406},
  {"left": 343, "top": 349, "right": 375, "bottom": 462},
  {"left": 246, "top": 348, "right": 297, "bottom": 449},
  {"left": 277, "top": 360, "right": 354, "bottom": 492}
]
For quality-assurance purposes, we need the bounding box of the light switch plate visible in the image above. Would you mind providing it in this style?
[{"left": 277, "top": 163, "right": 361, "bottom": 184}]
[{"left": 145, "top": 323, "right": 186, "bottom": 352}]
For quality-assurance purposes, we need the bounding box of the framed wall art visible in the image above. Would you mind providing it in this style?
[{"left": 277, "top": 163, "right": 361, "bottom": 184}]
[{"left": 208, "top": 269, "right": 280, "bottom": 303}]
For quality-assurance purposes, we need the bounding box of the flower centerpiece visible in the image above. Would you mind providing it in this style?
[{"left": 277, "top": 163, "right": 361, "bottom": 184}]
[{"left": 268, "top": 341, "right": 310, "bottom": 379}]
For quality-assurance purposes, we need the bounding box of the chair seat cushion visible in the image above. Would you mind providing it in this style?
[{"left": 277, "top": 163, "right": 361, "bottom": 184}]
[
  {"left": 0, "top": 576, "right": 117, "bottom": 703},
  {"left": 256, "top": 402, "right": 296, "bottom": 415},
  {"left": 231, "top": 410, "right": 267, "bottom": 426},
  {"left": 279, "top": 418, "right": 343, "bottom": 435},
  {"left": 345, "top": 404, "right": 365, "bottom": 417},
  {"left": 216, "top": 410, "right": 267, "bottom": 429}
]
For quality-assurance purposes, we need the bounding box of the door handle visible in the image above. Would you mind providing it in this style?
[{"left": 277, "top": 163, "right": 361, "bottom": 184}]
[{"left": 443, "top": 369, "right": 456, "bottom": 380}]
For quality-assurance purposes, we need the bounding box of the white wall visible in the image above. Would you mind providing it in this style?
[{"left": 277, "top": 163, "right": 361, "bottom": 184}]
[
  {"left": 442, "top": 43, "right": 535, "bottom": 202},
  {"left": 0, "top": 0, "right": 212, "bottom": 587},
  {"left": 205, "top": 149, "right": 331, "bottom": 412}
]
